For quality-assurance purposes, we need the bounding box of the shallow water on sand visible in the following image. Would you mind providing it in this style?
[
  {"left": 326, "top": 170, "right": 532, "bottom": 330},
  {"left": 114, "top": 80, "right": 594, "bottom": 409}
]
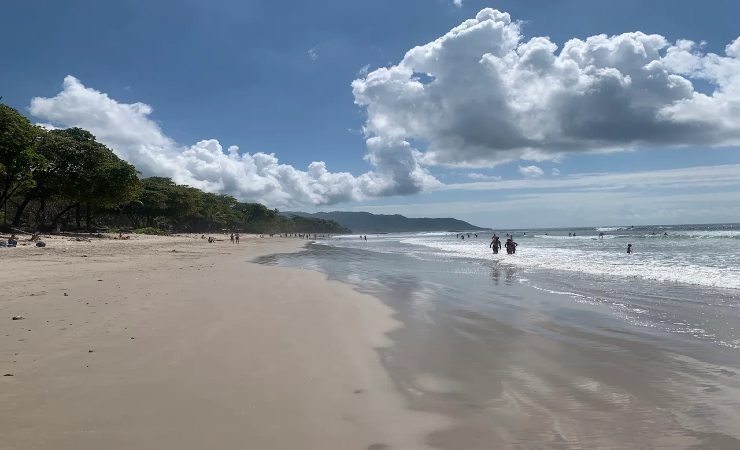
[{"left": 257, "top": 239, "right": 740, "bottom": 449}]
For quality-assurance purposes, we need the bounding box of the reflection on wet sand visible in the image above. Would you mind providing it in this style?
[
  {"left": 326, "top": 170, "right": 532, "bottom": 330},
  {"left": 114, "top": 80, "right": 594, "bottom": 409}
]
[
  {"left": 257, "top": 245, "right": 740, "bottom": 449},
  {"left": 490, "top": 265, "right": 518, "bottom": 286}
]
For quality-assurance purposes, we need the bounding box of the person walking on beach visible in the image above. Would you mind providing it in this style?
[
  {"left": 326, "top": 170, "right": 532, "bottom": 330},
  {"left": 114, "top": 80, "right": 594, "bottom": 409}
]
[
  {"left": 230, "top": 233, "right": 234, "bottom": 244},
  {"left": 627, "top": 243, "right": 632, "bottom": 254},
  {"left": 235, "top": 233, "right": 240, "bottom": 244},
  {"left": 490, "top": 235, "right": 502, "bottom": 254}
]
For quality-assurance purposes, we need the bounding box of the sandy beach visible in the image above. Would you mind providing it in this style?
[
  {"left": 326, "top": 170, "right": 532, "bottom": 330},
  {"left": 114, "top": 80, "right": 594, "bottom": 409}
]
[{"left": 0, "top": 234, "right": 446, "bottom": 450}]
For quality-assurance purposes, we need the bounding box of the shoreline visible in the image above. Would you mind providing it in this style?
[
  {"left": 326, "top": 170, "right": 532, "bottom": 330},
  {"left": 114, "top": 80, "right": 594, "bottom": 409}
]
[
  {"left": 0, "top": 235, "right": 447, "bottom": 450},
  {"left": 260, "top": 241, "right": 740, "bottom": 450}
]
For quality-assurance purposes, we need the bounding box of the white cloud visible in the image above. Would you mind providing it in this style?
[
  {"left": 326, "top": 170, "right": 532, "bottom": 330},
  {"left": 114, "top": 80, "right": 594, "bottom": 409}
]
[
  {"left": 445, "top": 164, "right": 740, "bottom": 192},
  {"left": 467, "top": 172, "right": 501, "bottom": 181},
  {"left": 453, "top": 0, "right": 463, "bottom": 7},
  {"left": 551, "top": 168, "right": 560, "bottom": 176},
  {"left": 357, "top": 64, "right": 371, "bottom": 77},
  {"left": 518, "top": 165, "right": 544, "bottom": 178},
  {"left": 26, "top": 8, "right": 740, "bottom": 210},
  {"left": 29, "top": 76, "right": 438, "bottom": 208},
  {"left": 352, "top": 9, "right": 740, "bottom": 168}
]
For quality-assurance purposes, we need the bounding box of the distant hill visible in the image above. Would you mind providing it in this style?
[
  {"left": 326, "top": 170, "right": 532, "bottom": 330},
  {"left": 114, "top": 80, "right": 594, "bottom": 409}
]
[{"left": 284, "top": 211, "right": 488, "bottom": 233}]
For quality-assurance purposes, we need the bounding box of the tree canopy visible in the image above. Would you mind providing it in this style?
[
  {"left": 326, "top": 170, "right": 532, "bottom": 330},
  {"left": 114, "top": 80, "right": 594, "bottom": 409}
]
[{"left": 0, "top": 104, "right": 350, "bottom": 235}]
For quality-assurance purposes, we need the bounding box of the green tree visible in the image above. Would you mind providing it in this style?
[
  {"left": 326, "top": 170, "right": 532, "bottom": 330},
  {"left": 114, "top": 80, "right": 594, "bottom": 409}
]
[
  {"left": 11, "top": 127, "right": 140, "bottom": 229},
  {"left": 0, "top": 104, "right": 43, "bottom": 222}
]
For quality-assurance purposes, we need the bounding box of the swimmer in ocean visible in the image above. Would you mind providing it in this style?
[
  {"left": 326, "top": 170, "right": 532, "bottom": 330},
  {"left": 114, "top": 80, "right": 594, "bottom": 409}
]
[
  {"left": 627, "top": 243, "right": 633, "bottom": 254},
  {"left": 490, "top": 235, "right": 501, "bottom": 254}
]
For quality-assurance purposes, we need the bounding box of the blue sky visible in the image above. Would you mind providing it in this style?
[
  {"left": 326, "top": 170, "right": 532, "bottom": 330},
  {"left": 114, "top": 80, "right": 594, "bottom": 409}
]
[{"left": 3, "top": 0, "right": 740, "bottom": 228}]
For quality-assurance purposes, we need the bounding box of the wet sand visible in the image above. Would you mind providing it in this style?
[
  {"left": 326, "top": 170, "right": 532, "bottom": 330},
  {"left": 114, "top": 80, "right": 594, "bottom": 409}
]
[
  {"left": 0, "top": 235, "right": 446, "bottom": 450},
  {"left": 260, "top": 243, "right": 740, "bottom": 450}
]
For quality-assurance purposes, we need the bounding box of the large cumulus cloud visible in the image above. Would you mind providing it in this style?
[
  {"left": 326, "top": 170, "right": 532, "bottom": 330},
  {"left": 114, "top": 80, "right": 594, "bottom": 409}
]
[
  {"left": 28, "top": 9, "right": 740, "bottom": 208},
  {"left": 352, "top": 9, "right": 740, "bottom": 167},
  {"left": 29, "top": 76, "right": 438, "bottom": 207}
]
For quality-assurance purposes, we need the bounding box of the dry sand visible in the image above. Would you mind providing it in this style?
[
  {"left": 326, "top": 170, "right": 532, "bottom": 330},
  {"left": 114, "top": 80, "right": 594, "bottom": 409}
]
[{"left": 0, "top": 233, "right": 447, "bottom": 450}]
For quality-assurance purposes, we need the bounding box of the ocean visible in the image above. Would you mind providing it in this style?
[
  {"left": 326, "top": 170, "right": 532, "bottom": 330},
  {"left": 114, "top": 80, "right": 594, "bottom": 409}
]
[{"left": 257, "top": 223, "right": 740, "bottom": 448}]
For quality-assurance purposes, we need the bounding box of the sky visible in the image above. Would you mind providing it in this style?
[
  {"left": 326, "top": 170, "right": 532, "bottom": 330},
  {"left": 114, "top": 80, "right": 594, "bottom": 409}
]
[{"left": 2, "top": 0, "right": 740, "bottom": 228}]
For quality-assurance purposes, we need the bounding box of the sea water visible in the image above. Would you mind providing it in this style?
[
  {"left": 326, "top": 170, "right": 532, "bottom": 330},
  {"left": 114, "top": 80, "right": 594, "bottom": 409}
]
[
  {"left": 264, "top": 223, "right": 740, "bottom": 353},
  {"left": 257, "top": 223, "right": 740, "bottom": 446}
]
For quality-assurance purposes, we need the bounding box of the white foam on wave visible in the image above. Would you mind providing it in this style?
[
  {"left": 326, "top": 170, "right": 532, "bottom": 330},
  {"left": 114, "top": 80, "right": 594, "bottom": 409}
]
[
  {"left": 398, "top": 236, "right": 740, "bottom": 290},
  {"left": 534, "top": 234, "right": 618, "bottom": 240},
  {"left": 595, "top": 227, "right": 625, "bottom": 232},
  {"left": 671, "top": 230, "right": 740, "bottom": 239}
]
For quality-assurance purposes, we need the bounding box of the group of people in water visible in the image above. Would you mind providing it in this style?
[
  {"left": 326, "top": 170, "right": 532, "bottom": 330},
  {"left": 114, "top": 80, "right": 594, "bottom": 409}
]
[
  {"left": 489, "top": 234, "right": 518, "bottom": 254},
  {"left": 456, "top": 233, "right": 479, "bottom": 239},
  {"left": 455, "top": 232, "right": 520, "bottom": 255},
  {"left": 455, "top": 231, "right": 636, "bottom": 255}
]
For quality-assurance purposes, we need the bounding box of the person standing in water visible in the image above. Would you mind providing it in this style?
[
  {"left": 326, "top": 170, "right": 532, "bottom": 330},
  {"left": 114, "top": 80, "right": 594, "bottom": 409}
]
[
  {"left": 627, "top": 243, "right": 633, "bottom": 254},
  {"left": 490, "top": 235, "right": 502, "bottom": 254},
  {"left": 505, "top": 237, "right": 518, "bottom": 254}
]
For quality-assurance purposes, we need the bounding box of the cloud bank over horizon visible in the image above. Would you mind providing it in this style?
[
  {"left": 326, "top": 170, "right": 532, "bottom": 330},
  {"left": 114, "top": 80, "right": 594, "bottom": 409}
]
[{"left": 28, "top": 8, "right": 740, "bottom": 208}]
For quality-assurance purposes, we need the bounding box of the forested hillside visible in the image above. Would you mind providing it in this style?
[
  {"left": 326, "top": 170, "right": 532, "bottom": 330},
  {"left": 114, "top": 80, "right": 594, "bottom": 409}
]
[{"left": 287, "top": 211, "right": 488, "bottom": 233}]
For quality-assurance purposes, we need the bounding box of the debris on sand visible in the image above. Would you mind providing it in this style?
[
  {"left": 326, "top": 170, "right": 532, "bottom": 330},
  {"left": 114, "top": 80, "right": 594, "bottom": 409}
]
[{"left": 11, "top": 316, "right": 24, "bottom": 320}]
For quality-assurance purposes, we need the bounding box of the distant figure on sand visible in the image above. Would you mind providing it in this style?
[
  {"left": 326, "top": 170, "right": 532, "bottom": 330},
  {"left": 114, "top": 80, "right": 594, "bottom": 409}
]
[
  {"left": 235, "top": 233, "right": 240, "bottom": 244},
  {"left": 490, "top": 235, "right": 502, "bottom": 254},
  {"left": 230, "top": 233, "right": 234, "bottom": 244},
  {"left": 627, "top": 244, "right": 633, "bottom": 254}
]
